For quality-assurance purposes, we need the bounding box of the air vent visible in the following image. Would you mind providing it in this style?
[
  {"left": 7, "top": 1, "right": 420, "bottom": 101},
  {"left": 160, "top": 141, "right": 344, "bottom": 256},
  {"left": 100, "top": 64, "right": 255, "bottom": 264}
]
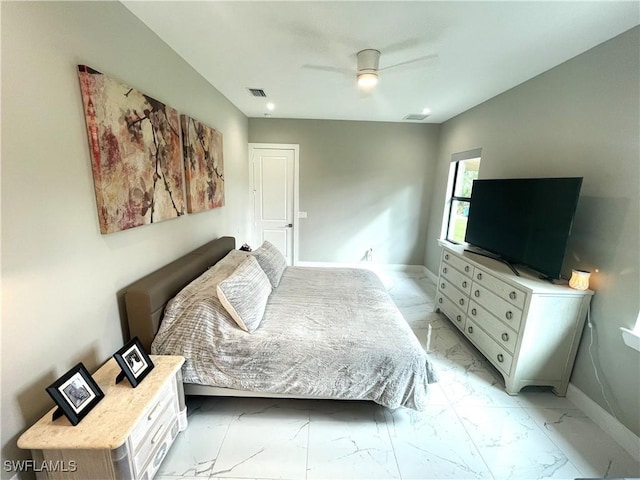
[
  {"left": 403, "top": 113, "right": 429, "bottom": 121},
  {"left": 247, "top": 88, "right": 267, "bottom": 97}
]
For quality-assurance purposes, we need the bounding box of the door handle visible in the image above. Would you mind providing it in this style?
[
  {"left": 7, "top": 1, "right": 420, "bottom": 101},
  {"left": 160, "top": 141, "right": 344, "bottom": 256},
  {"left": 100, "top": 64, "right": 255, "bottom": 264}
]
[{"left": 286, "top": 223, "right": 293, "bottom": 228}]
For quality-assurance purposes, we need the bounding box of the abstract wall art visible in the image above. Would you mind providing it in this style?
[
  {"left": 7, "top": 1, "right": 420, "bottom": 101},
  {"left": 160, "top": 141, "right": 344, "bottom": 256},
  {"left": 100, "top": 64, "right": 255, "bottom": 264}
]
[
  {"left": 77, "top": 65, "right": 185, "bottom": 234},
  {"left": 180, "top": 115, "right": 225, "bottom": 213}
]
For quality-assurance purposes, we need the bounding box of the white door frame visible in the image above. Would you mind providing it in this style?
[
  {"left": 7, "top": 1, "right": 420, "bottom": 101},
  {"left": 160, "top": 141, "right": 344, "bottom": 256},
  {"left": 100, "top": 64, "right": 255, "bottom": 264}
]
[{"left": 248, "top": 143, "right": 300, "bottom": 265}]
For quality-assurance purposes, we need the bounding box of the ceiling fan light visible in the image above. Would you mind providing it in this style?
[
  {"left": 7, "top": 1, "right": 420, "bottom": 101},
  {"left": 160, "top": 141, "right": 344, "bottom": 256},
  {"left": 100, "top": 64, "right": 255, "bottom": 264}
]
[{"left": 357, "top": 72, "right": 378, "bottom": 89}]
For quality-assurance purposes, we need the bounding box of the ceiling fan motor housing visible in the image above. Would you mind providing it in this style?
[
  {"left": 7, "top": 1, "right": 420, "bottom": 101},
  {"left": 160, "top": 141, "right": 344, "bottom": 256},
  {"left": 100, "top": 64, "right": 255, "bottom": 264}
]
[{"left": 357, "top": 49, "right": 381, "bottom": 74}]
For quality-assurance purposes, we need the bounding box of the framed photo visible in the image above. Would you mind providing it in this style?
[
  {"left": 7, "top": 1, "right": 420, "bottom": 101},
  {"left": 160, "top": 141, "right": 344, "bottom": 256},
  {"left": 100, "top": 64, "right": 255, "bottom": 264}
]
[
  {"left": 46, "top": 363, "right": 104, "bottom": 426},
  {"left": 113, "top": 337, "right": 154, "bottom": 388}
]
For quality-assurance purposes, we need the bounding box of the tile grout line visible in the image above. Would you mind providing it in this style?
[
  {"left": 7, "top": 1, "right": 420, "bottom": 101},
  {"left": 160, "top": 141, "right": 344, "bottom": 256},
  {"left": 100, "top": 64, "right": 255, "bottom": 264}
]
[
  {"left": 382, "top": 408, "right": 404, "bottom": 480},
  {"left": 304, "top": 406, "right": 311, "bottom": 480},
  {"left": 208, "top": 403, "right": 238, "bottom": 479},
  {"left": 518, "top": 405, "right": 591, "bottom": 478},
  {"left": 447, "top": 402, "right": 497, "bottom": 480}
]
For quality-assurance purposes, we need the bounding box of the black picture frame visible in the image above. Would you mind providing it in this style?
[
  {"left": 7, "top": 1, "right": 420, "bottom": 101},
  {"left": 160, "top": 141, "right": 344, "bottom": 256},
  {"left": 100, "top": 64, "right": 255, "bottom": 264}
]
[
  {"left": 46, "top": 363, "right": 104, "bottom": 426},
  {"left": 113, "top": 337, "right": 154, "bottom": 388}
]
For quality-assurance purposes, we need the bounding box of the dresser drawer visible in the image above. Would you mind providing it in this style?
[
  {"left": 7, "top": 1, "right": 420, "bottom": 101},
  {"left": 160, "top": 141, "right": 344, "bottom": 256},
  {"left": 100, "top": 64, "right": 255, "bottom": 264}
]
[
  {"left": 465, "top": 319, "right": 514, "bottom": 376},
  {"left": 440, "top": 262, "right": 472, "bottom": 295},
  {"left": 436, "top": 294, "right": 467, "bottom": 332},
  {"left": 438, "top": 279, "right": 470, "bottom": 312},
  {"left": 442, "top": 250, "right": 474, "bottom": 278},
  {"left": 133, "top": 401, "right": 178, "bottom": 474},
  {"left": 130, "top": 381, "right": 176, "bottom": 451},
  {"left": 473, "top": 268, "right": 526, "bottom": 309},
  {"left": 470, "top": 283, "right": 523, "bottom": 332},
  {"left": 468, "top": 301, "right": 517, "bottom": 354}
]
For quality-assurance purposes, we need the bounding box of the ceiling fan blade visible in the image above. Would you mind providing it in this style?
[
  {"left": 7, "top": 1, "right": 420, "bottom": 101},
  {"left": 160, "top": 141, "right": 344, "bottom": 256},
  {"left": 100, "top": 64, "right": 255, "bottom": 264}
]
[
  {"left": 378, "top": 53, "right": 439, "bottom": 72},
  {"left": 379, "top": 38, "right": 422, "bottom": 55},
  {"left": 301, "top": 64, "right": 352, "bottom": 75}
]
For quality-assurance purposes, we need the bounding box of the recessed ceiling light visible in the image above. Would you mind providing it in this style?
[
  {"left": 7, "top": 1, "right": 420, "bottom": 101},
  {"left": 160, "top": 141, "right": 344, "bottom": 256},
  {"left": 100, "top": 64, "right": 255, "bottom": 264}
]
[
  {"left": 266, "top": 102, "right": 275, "bottom": 111},
  {"left": 422, "top": 107, "right": 432, "bottom": 115}
]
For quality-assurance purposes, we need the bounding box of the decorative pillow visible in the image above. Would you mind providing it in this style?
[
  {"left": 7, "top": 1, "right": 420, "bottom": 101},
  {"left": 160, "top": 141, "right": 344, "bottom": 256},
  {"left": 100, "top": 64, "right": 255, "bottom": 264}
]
[
  {"left": 251, "top": 241, "right": 287, "bottom": 288},
  {"left": 216, "top": 256, "right": 272, "bottom": 332}
]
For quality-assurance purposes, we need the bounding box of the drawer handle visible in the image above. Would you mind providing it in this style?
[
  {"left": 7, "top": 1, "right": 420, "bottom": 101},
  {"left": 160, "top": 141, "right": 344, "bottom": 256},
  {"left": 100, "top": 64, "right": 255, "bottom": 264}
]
[
  {"left": 471, "top": 308, "right": 477, "bottom": 315},
  {"left": 497, "top": 354, "right": 504, "bottom": 363},
  {"left": 443, "top": 267, "right": 448, "bottom": 274},
  {"left": 474, "top": 290, "right": 480, "bottom": 297},
  {"left": 151, "top": 424, "right": 165, "bottom": 445},
  {"left": 477, "top": 272, "right": 483, "bottom": 280},
  {"left": 441, "top": 283, "right": 446, "bottom": 289},
  {"left": 465, "top": 266, "right": 470, "bottom": 273},
  {"left": 505, "top": 311, "right": 513, "bottom": 320},
  {"left": 509, "top": 291, "right": 517, "bottom": 300},
  {"left": 501, "top": 332, "right": 510, "bottom": 342},
  {"left": 153, "top": 442, "right": 168, "bottom": 468},
  {"left": 445, "top": 254, "right": 450, "bottom": 260},
  {"left": 438, "top": 297, "right": 443, "bottom": 304},
  {"left": 462, "top": 281, "right": 468, "bottom": 288},
  {"left": 459, "top": 299, "right": 465, "bottom": 306},
  {"left": 467, "top": 326, "right": 474, "bottom": 334},
  {"left": 456, "top": 315, "right": 462, "bottom": 322},
  {"left": 148, "top": 403, "right": 163, "bottom": 421}
]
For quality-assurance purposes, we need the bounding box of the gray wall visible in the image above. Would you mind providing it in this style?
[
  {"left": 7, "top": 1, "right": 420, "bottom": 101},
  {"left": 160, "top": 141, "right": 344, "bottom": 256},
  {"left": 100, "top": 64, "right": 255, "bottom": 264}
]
[
  {"left": 249, "top": 119, "right": 440, "bottom": 265},
  {"left": 425, "top": 27, "right": 640, "bottom": 436},
  {"left": 1, "top": 2, "right": 250, "bottom": 475}
]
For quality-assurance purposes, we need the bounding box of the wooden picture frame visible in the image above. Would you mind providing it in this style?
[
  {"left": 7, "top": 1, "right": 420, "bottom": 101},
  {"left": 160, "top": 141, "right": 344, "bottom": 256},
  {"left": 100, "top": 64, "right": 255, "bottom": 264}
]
[
  {"left": 113, "top": 337, "right": 154, "bottom": 388},
  {"left": 46, "top": 363, "right": 104, "bottom": 426}
]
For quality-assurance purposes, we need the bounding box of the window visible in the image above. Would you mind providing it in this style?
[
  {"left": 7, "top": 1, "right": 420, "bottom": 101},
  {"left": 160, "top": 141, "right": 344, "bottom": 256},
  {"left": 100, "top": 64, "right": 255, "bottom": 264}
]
[{"left": 445, "top": 151, "right": 481, "bottom": 243}]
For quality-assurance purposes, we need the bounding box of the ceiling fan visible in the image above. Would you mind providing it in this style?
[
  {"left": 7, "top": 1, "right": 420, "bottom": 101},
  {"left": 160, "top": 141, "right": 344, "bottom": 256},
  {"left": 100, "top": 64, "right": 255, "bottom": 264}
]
[{"left": 304, "top": 49, "right": 438, "bottom": 91}]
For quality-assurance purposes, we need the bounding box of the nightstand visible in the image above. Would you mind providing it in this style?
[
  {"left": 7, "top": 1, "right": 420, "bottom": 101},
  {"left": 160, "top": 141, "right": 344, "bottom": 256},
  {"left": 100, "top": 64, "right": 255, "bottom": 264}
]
[{"left": 18, "top": 355, "right": 187, "bottom": 479}]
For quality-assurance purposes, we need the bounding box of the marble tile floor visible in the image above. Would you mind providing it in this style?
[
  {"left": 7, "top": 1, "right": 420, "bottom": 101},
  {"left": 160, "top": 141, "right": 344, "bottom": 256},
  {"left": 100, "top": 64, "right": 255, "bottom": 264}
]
[{"left": 156, "top": 271, "right": 640, "bottom": 480}]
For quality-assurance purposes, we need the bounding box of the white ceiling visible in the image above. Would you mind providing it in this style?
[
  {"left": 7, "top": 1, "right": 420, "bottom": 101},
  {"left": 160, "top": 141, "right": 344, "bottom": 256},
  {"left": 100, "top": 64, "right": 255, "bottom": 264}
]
[{"left": 123, "top": 1, "right": 639, "bottom": 124}]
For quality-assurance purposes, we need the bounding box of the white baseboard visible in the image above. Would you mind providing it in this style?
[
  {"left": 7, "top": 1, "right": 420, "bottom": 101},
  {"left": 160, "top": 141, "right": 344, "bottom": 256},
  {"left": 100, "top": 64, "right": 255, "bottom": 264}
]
[
  {"left": 294, "top": 262, "right": 441, "bottom": 286},
  {"left": 296, "top": 261, "right": 426, "bottom": 273},
  {"left": 566, "top": 383, "right": 640, "bottom": 459},
  {"left": 424, "top": 267, "right": 439, "bottom": 284}
]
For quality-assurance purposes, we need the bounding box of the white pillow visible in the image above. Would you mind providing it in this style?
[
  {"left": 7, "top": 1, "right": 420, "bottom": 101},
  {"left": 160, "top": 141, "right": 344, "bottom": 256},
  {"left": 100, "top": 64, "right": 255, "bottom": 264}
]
[
  {"left": 251, "top": 241, "right": 287, "bottom": 288},
  {"left": 216, "top": 256, "right": 272, "bottom": 332}
]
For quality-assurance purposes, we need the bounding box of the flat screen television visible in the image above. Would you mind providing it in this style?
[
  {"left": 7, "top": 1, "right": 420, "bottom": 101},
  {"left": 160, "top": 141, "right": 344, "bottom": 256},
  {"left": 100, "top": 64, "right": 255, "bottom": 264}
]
[{"left": 464, "top": 177, "right": 583, "bottom": 279}]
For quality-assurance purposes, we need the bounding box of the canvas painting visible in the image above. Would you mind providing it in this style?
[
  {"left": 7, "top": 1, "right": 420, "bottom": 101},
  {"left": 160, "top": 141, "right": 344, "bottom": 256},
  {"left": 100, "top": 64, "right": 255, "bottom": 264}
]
[
  {"left": 77, "top": 65, "right": 185, "bottom": 234},
  {"left": 180, "top": 115, "right": 225, "bottom": 213}
]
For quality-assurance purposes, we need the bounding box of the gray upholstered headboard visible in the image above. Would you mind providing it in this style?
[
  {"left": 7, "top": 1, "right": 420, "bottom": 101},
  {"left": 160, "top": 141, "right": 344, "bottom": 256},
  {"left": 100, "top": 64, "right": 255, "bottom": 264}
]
[{"left": 124, "top": 236, "right": 236, "bottom": 352}]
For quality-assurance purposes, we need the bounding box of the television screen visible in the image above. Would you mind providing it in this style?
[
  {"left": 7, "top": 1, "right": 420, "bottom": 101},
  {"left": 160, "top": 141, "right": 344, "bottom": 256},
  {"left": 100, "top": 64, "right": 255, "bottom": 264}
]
[{"left": 464, "top": 177, "right": 583, "bottom": 279}]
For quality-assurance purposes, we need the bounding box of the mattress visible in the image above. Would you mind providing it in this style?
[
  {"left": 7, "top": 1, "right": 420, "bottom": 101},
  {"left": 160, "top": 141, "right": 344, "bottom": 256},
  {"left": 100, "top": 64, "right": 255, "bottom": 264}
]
[{"left": 152, "top": 260, "right": 437, "bottom": 410}]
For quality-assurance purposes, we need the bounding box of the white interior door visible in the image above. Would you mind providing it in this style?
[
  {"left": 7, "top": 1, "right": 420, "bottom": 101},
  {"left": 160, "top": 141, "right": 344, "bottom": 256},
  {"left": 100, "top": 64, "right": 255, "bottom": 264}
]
[{"left": 249, "top": 145, "right": 298, "bottom": 265}]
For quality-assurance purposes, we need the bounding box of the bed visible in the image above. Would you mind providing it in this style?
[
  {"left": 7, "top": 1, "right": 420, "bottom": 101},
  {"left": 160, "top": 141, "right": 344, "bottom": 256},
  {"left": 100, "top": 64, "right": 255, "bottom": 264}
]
[{"left": 124, "top": 236, "right": 437, "bottom": 410}]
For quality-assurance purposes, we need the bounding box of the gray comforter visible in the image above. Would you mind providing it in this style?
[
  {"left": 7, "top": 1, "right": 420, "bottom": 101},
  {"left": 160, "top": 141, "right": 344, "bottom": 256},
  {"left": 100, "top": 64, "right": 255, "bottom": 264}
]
[{"left": 152, "top": 259, "right": 437, "bottom": 410}]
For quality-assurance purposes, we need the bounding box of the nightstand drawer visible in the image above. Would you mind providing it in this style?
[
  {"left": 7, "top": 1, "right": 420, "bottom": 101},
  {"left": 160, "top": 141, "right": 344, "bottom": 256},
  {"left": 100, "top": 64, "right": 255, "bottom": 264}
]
[
  {"left": 440, "top": 262, "right": 472, "bottom": 295},
  {"left": 442, "top": 251, "right": 473, "bottom": 277},
  {"left": 139, "top": 420, "right": 180, "bottom": 480},
  {"left": 473, "top": 268, "right": 526, "bottom": 309},
  {"left": 134, "top": 402, "right": 178, "bottom": 474},
  {"left": 130, "top": 380, "right": 176, "bottom": 451},
  {"left": 470, "top": 283, "right": 523, "bottom": 332},
  {"left": 468, "top": 301, "right": 517, "bottom": 354}
]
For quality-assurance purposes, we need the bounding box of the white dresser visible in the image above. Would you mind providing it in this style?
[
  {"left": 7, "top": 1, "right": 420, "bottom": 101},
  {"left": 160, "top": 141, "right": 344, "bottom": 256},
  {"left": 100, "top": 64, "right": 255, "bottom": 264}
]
[
  {"left": 18, "top": 355, "right": 187, "bottom": 480},
  {"left": 436, "top": 244, "right": 593, "bottom": 395}
]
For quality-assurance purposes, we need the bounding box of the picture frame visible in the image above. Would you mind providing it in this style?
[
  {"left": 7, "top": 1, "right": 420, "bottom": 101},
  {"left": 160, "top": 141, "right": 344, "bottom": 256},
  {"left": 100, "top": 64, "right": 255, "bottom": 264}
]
[
  {"left": 46, "top": 363, "right": 104, "bottom": 426},
  {"left": 113, "top": 337, "right": 154, "bottom": 388}
]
